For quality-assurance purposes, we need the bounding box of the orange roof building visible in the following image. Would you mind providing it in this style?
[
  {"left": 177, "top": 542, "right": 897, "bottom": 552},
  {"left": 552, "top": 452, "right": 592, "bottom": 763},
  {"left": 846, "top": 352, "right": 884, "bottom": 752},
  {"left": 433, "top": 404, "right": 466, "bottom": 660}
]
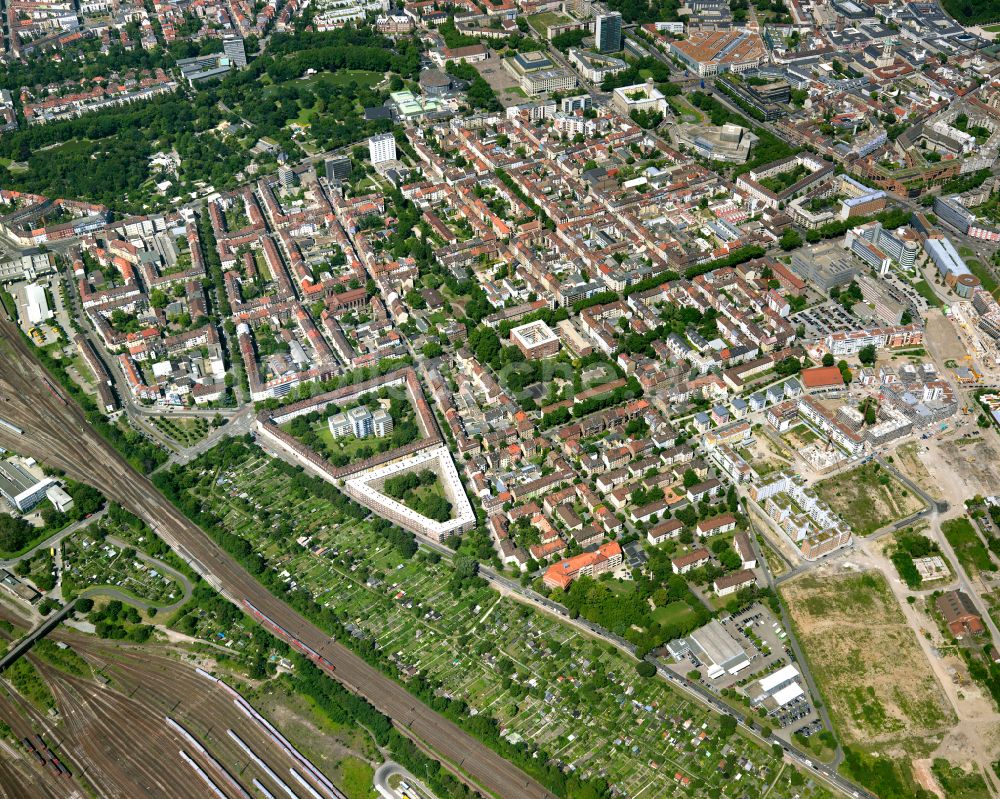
[
  {"left": 800, "top": 366, "right": 845, "bottom": 390},
  {"left": 542, "top": 541, "right": 623, "bottom": 591}
]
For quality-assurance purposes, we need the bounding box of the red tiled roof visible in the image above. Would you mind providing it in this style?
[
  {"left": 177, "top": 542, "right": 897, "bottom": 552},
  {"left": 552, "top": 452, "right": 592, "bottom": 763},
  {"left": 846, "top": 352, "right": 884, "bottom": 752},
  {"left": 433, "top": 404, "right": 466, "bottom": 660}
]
[{"left": 800, "top": 366, "right": 845, "bottom": 389}]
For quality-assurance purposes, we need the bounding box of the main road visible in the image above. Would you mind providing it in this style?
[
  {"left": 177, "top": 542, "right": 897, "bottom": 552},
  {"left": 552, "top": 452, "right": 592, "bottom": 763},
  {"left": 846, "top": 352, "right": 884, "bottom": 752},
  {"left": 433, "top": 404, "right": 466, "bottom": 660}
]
[{"left": 0, "top": 315, "right": 556, "bottom": 799}]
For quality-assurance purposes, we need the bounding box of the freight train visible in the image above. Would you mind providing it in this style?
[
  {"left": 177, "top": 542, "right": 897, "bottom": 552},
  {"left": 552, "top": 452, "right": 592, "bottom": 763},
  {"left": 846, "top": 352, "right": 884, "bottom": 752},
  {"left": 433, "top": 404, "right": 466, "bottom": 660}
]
[
  {"left": 242, "top": 600, "right": 335, "bottom": 675},
  {"left": 22, "top": 734, "right": 72, "bottom": 778}
]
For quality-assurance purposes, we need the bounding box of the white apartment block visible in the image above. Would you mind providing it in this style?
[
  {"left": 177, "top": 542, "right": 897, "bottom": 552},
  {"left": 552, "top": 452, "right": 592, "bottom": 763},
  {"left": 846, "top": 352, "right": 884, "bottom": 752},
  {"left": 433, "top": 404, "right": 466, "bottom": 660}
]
[
  {"left": 750, "top": 472, "right": 852, "bottom": 560},
  {"left": 368, "top": 133, "right": 397, "bottom": 165}
]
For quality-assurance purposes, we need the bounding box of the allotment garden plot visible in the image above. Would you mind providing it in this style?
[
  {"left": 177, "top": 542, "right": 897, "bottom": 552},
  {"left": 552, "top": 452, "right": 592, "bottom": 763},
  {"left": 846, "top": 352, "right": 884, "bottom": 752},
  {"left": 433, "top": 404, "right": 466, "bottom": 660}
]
[
  {"left": 61, "top": 533, "right": 185, "bottom": 606},
  {"left": 186, "top": 447, "right": 835, "bottom": 799}
]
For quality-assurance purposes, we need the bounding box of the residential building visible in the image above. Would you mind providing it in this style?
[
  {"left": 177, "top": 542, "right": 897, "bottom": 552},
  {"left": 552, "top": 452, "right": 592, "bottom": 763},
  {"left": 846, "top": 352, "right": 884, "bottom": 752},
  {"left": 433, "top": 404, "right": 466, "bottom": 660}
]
[
  {"left": 369, "top": 133, "right": 398, "bottom": 165},
  {"left": 672, "top": 547, "right": 711, "bottom": 574},
  {"left": 750, "top": 471, "right": 853, "bottom": 559},
  {"left": 543, "top": 541, "right": 623, "bottom": 589},
  {"left": 696, "top": 513, "right": 737, "bottom": 537},
  {"left": 713, "top": 568, "right": 757, "bottom": 596},
  {"left": 733, "top": 531, "right": 756, "bottom": 568},
  {"left": 510, "top": 319, "right": 560, "bottom": 359},
  {"left": 647, "top": 518, "right": 683, "bottom": 545},
  {"left": 328, "top": 406, "right": 393, "bottom": 438}
]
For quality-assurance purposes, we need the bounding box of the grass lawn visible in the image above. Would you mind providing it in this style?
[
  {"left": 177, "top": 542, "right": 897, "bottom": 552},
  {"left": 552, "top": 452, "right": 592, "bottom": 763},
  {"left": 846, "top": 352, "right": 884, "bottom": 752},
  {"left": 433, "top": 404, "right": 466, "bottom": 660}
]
[
  {"left": 667, "top": 95, "right": 705, "bottom": 123},
  {"left": 814, "top": 462, "right": 925, "bottom": 536},
  {"left": 504, "top": 86, "right": 528, "bottom": 98},
  {"left": 294, "top": 70, "right": 383, "bottom": 91},
  {"left": 652, "top": 601, "right": 697, "bottom": 627},
  {"left": 967, "top": 260, "right": 999, "bottom": 296},
  {"left": 336, "top": 756, "right": 375, "bottom": 799},
  {"left": 941, "top": 517, "right": 994, "bottom": 575},
  {"left": 912, "top": 279, "right": 943, "bottom": 308},
  {"left": 527, "top": 11, "right": 569, "bottom": 35}
]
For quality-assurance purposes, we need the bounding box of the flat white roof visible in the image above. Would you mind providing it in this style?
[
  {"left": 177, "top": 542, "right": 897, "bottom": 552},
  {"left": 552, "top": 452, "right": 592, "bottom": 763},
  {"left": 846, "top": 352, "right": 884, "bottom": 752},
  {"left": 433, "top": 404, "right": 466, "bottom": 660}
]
[
  {"left": 758, "top": 663, "right": 800, "bottom": 694},
  {"left": 690, "top": 619, "right": 751, "bottom": 677},
  {"left": 770, "top": 682, "right": 805, "bottom": 708}
]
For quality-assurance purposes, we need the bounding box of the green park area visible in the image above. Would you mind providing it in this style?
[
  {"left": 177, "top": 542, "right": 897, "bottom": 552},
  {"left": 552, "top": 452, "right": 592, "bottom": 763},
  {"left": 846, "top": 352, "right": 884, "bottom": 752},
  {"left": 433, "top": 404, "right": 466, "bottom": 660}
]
[
  {"left": 150, "top": 415, "right": 211, "bottom": 447},
  {"left": 0, "top": 27, "right": 418, "bottom": 211},
  {"left": 150, "top": 438, "right": 836, "bottom": 799}
]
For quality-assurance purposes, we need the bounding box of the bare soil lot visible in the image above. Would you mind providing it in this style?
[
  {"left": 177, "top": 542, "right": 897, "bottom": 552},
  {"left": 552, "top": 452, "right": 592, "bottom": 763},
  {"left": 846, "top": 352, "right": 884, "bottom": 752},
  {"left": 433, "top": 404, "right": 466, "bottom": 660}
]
[
  {"left": 814, "top": 462, "right": 926, "bottom": 536},
  {"left": 893, "top": 441, "right": 936, "bottom": 492},
  {"left": 931, "top": 434, "right": 1000, "bottom": 499},
  {"left": 924, "top": 309, "right": 967, "bottom": 365},
  {"left": 782, "top": 568, "right": 954, "bottom": 749}
]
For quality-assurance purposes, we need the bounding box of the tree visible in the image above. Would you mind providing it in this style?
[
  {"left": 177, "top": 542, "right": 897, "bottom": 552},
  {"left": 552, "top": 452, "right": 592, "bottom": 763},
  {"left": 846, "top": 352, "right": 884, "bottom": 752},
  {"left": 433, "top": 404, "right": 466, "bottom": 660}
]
[
  {"left": 779, "top": 228, "right": 802, "bottom": 251},
  {"left": 822, "top": 353, "right": 835, "bottom": 367},
  {"left": 150, "top": 289, "right": 169, "bottom": 309},
  {"left": 75, "top": 597, "right": 94, "bottom": 613},
  {"left": 635, "top": 661, "right": 656, "bottom": 678},
  {"left": 422, "top": 341, "right": 443, "bottom": 359},
  {"left": 682, "top": 469, "right": 699, "bottom": 489},
  {"left": 858, "top": 344, "right": 876, "bottom": 366},
  {"left": 900, "top": 309, "right": 912, "bottom": 325},
  {"left": 454, "top": 556, "right": 479, "bottom": 581},
  {"left": 0, "top": 514, "right": 34, "bottom": 554},
  {"left": 838, "top": 360, "right": 853, "bottom": 384}
]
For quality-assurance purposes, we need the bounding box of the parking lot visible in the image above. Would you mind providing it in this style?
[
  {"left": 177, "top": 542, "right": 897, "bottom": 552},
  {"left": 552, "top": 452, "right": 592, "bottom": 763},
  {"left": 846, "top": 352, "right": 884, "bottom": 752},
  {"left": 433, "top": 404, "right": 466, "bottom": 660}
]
[
  {"left": 792, "top": 300, "right": 859, "bottom": 338},
  {"left": 668, "top": 603, "right": 824, "bottom": 737}
]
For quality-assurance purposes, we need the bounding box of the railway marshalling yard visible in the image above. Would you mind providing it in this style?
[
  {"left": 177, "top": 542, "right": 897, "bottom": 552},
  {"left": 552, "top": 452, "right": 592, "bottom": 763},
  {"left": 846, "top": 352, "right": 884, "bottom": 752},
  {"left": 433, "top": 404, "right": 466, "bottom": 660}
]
[{"left": 0, "top": 610, "right": 371, "bottom": 799}]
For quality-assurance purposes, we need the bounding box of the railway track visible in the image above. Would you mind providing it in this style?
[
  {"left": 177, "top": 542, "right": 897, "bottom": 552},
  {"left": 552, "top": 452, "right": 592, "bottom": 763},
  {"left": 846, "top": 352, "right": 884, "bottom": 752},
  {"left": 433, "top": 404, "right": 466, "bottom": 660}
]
[
  {"left": 0, "top": 314, "right": 554, "bottom": 799},
  {"left": 57, "top": 641, "right": 344, "bottom": 799}
]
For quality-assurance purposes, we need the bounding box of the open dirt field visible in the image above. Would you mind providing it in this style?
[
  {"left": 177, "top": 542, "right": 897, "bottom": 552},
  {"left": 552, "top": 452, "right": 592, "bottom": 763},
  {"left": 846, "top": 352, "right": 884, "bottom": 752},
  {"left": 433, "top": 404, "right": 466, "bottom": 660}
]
[
  {"left": 740, "top": 433, "right": 792, "bottom": 478},
  {"left": 892, "top": 442, "right": 936, "bottom": 492},
  {"left": 814, "top": 462, "right": 926, "bottom": 536},
  {"left": 781, "top": 567, "right": 954, "bottom": 750},
  {"left": 928, "top": 433, "right": 1000, "bottom": 500},
  {"left": 924, "top": 310, "right": 968, "bottom": 365}
]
